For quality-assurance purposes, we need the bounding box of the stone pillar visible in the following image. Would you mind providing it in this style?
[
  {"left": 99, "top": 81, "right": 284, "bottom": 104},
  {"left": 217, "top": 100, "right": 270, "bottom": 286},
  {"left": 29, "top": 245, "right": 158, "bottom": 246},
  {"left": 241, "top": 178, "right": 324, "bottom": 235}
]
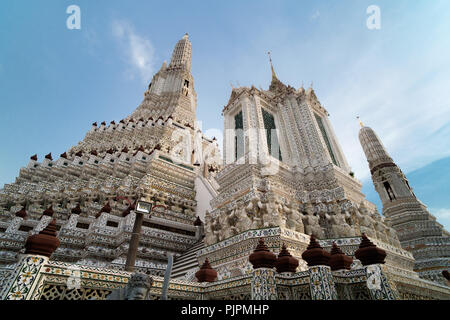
[
  {"left": 302, "top": 235, "right": 337, "bottom": 300},
  {"left": 308, "top": 265, "right": 338, "bottom": 300},
  {"left": 251, "top": 268, "right": 277, "bottom": 300},
  {"left": 249, "top": 238, "right": 277, "bottom": 300},
  {"left": 2, "top": 254, "right": 48, "bottom": 300},
  {"left": 355, "top": 234, "right": 398, "bottom": 300}
]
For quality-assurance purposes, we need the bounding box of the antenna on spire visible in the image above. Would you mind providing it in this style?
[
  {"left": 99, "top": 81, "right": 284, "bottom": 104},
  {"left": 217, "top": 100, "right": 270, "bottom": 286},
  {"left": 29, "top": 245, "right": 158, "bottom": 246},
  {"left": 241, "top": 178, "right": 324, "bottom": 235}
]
[
  {"left": 357, "top": 116, "right": 364, "bottom": 128},
  {"left": 268, "top": 51, "right": 277, "bottom": 78}
]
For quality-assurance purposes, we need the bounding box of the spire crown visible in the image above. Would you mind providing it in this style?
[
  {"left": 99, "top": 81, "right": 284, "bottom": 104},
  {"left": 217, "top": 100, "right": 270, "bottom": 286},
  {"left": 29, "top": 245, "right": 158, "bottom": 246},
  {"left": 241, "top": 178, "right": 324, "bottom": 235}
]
[
  {"left": 357, "top": 116, "right": 364, "bottom": 128},
  {"left": 268, "top": 51, "right": 277, "bottom": 79}
]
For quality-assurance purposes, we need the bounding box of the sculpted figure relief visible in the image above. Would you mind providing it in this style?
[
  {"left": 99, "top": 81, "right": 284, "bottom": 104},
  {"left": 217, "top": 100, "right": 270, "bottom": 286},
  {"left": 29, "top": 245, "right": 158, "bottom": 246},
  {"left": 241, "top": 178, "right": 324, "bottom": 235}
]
[
  {"left": 262, "top": 194, "right": 282, "bottom": 227},
  {"left": 246, "top": 197, "right": 263, "bottom": 229},
  {"left": 371, "top": 212, "right": 389, "bottom": 243},
  {"left": 204, "top": 210, "right": 216, "bottom": 246},
  {"left": 223, "top": 204, "right": 239, "bottom": 239},
  {"left": 382, "top": 217, "right": 402, "bottom": 247},
  {"left": 236, "top": 201, "right": 253, "bottom": 233},
  {"left": 217, "top": 209, "right": 228, "bottom": 241},
  {"left": 276, "top": 199, "right": 287, "bottom": 228},
  {"left": 285, "top": 201, "right": 304, "bottom": 233},
  {"left": 302, "top": 202, "right": 325, "bottom": 239},
  {"left": 106, "top": 273, "right": 153, "bottom": 300},
  {"left": 355, "top": 202, "right": 377, "bottom": 239},
  {"left": 326, "top": 201, "right": 355, "bottom": 238}
]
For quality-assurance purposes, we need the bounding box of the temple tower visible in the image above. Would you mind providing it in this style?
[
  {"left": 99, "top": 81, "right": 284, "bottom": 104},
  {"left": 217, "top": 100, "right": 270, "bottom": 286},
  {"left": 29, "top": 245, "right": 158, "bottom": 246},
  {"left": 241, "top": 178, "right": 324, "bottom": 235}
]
[
  {"left": 0, "top": 34, "right": 221, "bottom": 276},
  {"left": 208, "top": 55, "right": 395, "bottom": 244},
  {"left": 359, "top": 122, "right": 450, "bottom": 285}
]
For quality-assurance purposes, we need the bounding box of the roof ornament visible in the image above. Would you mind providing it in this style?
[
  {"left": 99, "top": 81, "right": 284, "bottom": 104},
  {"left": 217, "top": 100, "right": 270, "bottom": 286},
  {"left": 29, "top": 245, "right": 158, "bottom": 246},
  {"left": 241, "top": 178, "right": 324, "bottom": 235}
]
[
  {"left": 267, "top": 51, "right": 277, "bottom": 79},
  {"left": 357, "top": 116, "right": 364, "bottom": 128}
]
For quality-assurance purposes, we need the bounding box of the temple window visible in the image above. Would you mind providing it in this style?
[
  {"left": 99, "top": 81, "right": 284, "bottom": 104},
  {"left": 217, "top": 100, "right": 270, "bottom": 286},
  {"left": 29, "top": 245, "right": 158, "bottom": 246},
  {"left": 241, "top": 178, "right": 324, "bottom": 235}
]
[
  {"left": 106, "top": 220, "right": 119, "bottom": 228},
  {"left": 234, "top": 111, "right": 244, "bottom": 161},
  {"left": 314, "top": 113, "right": 338, "bottom": 166},
  {"left": 76, "top": 222, "right": 90, "bottom": 229},
  {"left": 383, "top": 181, "right": 396, "bottom": 201},
  {"left": 262, "top": 108, "right": 282, "bottom": 161}
]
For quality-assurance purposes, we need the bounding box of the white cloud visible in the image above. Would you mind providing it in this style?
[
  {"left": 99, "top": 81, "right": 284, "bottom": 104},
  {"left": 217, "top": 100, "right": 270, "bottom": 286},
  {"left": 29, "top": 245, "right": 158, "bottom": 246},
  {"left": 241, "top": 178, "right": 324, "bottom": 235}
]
[
  {"left": 112, "top": 20, "right": 155, "bottom": 83},
  {"left": 311, "top": 10, "right": 320, "bottom": 20}
]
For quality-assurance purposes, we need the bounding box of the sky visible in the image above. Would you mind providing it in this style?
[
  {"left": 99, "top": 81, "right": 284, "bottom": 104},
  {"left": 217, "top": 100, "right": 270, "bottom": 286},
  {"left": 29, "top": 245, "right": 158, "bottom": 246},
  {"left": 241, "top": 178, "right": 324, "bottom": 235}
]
[{"left": 0, "top": 0, "right": 449, "bottom": 229}]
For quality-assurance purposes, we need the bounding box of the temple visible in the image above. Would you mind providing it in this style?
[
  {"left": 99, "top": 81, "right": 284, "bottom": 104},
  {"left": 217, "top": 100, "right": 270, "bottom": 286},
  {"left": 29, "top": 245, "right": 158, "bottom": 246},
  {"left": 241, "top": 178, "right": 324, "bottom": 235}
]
[{"left": 0, "top": 34, "right": 449, "bottom": 300}]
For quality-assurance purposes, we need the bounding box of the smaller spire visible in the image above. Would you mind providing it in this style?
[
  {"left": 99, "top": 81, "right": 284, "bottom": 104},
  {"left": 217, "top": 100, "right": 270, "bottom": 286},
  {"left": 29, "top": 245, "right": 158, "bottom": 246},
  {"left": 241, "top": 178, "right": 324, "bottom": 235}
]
[{"left": 357, "top": 116, "right": 364, "bottom": 128}]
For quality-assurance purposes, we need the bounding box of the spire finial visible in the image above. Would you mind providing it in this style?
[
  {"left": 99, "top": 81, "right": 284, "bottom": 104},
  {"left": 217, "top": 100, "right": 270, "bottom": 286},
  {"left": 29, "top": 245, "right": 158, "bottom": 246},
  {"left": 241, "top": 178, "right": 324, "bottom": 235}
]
[
  {"left": 357, "top": 116, "right": 364, "bottom": 128},
  {"left": 268, "top": 51, "right": 277, "bottom": 78}
]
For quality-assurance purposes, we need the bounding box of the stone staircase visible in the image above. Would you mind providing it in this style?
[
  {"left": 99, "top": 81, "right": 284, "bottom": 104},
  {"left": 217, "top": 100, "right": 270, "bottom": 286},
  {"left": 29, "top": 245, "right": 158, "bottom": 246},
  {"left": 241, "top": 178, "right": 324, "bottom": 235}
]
[{"left": 170, "top": 240, "right": 205, "bottom": 280}]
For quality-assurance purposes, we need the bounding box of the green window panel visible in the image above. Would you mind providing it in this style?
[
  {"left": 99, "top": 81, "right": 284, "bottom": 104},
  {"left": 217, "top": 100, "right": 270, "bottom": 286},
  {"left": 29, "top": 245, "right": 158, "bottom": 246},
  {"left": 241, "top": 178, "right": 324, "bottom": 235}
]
[
  {"left": 314, "top": 113, "right": 338, "bottom": 166},
  {"left": 262, "top": 108, "right": 282, "bottom": 161},
  {"left": 234, "top": 111, "right": 244, "bottom": 160}
]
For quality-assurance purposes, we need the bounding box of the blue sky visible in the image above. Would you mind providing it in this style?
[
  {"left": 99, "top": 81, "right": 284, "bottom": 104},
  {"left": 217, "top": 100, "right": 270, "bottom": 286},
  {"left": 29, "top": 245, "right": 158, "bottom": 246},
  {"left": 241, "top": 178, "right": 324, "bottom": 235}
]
[{"left": 0, "top": 0, "right": 449, "bottom": 229}]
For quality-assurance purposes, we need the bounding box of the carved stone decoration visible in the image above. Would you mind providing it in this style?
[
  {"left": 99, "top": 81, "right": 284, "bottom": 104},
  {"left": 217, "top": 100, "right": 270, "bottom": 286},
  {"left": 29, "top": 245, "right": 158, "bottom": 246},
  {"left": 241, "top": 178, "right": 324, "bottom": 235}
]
[
  {"left": 106, "top": 273, "right": 153, "bottom": 300},
  {"left": 302, "top": 203, "right": 325, "bottom": 239}
]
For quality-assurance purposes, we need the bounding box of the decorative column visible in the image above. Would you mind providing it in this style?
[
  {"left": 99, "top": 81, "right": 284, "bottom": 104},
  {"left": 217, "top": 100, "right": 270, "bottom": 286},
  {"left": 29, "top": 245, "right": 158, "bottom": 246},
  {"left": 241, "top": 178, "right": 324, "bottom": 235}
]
[
  {"left": 302, "top": 235, "right": 337, "bottom": 300},
  {"left": 3, "top": 219, "right": 60, "bottom": 300},
  {"left": 355, "top": 234, "right": 398, "bottom": 300},
  {"left": 249, "top": 238, "right": 277, "bottom": 300}
]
